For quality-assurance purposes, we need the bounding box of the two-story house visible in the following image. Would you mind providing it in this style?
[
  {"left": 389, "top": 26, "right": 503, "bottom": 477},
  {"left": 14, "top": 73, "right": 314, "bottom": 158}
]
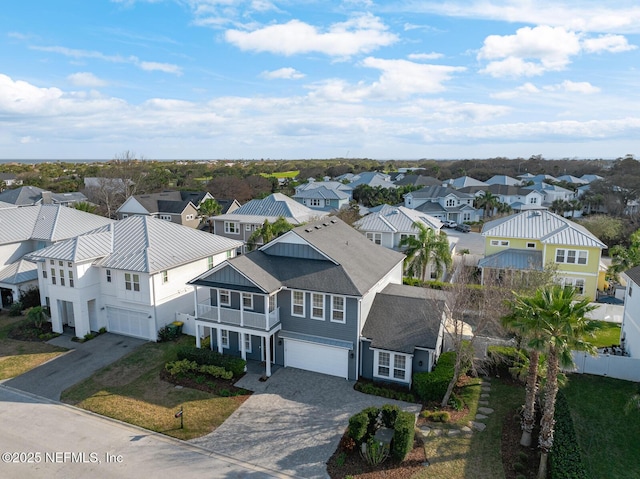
[
  {"left": 292, "top": 181, "right": 351, "bottom": 212},
  {"left": 0, "top": 205, "right": 114, "bottom": 309},
  {"left": 621, "top": 265, "right": 640, "bottom": 358},
  {"left": 29, "top": 216, "right": 242, "bottom": 340},
  {"left": 403, "top": 186, "right": 481, "bottom": 224},
  {"left": 479, "top": 210, "right": 606, "bottom": 299},
  {"left": 0, "top": 185, "right": 88, "bottom": 207},
  {"left": 459, "top": 184, "right": 545, "bottom": 213},
  {"left": 116, "top": 190, "right": 214, "bottom": 228},
  {"left": 186, "top": 218, "right": 447, "bottom": 386}
]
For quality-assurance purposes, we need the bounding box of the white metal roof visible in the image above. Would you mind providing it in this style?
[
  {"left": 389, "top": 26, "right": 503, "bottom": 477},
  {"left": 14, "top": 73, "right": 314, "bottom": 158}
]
[{"left": 354, "top": 204, "right": 443, "bottom": 233}]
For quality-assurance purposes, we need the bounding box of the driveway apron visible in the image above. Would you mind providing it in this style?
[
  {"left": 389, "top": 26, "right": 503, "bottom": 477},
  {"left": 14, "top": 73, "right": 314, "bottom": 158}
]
[
  {"left": 4, "top": 333, "right": 146, "bottom": 401},
  {"left": 190, "top": 367, "right": 421, "bottom": 479}
]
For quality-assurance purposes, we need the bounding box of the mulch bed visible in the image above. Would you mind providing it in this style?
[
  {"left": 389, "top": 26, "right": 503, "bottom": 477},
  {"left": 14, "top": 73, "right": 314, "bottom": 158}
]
[
  {"left": 8, "top": 320, "right": 56, "bottom": 341},
  {"left": 159, "top": 369, "right": 251, "bottom": 397},
  {"left": 327, "top": 433, "right": 427, "bottom": 479},
  {"left": 501, "top": 407, "right": 540, "bottom": 479}
]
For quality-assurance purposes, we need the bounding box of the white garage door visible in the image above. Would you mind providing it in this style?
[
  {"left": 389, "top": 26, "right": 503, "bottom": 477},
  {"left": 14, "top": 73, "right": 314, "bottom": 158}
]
[
  {"left": 284, "top": 339, "right": 349, "bottom": 379},
  {"left": 107, "top": 307, "right": 153, "bottom": 340}
]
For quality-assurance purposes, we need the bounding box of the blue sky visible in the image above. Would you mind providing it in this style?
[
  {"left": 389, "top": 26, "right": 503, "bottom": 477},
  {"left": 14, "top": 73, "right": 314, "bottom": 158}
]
[{"left": 1, "top": 1, "right": 639, "bottom": 160}]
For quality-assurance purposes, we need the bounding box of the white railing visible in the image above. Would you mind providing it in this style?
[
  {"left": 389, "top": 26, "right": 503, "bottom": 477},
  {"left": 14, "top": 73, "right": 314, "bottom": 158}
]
[{"left": 196, "top": 301, "right": 279, "bottom": 330}]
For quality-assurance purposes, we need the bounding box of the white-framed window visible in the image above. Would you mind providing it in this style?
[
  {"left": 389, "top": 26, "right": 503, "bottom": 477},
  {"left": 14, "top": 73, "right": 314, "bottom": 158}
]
[
  {"left": 69, "top": 270, "right": 74, "bottom": 288},
  {"left": 60, "top": 269, "right": 65, "bottom": 287},
  {"left": 245, "top": 224, "right": 252, "bottom": 231},
  {"left": 226, "top": 250, "right": 233, "bottom": 258},
  {"left": 462, "top": 212, "right": 471, "bottom": 222},
  {"left": 292, "top": 290, "right": 305, "bottom": 317},
  {"left": 219, "top": 289, "right": 230, "bottom": 306},
  {"left": 530, "top": 197, "right": 538, "bottom": 204},
  {"left": 208, "top": 256, "right": 214, "bottom": 269},
  {"left": 446, "top": 198, "right": 455, "bottom": 207},
  {"left": 559, "top": 277, "right": 585, "bottom": 295},
  {"left": 185, "top": 214, "right": 194, "bottom": 221},
  {"left": 366, "top": 232, "right": 382, "bottom": 245},
  {"left": 50, "top": 259, "right": 54, "bottom": 265},
  {"left": 526, "top": 242, "right": 536, "bottom": 248},
  {"left": 331, "top": 296, "right": 345, "bottom": 323},
  {"left": 51, "top": 268, "right": 56, "bottom": 285},
  {"left": 42, "top": 269, "right": 47, "bottom": 279},
  {"left": 162, "top": 270, "right": 168, "bottom": 284},
  {"left": 125, "top": 273, "right": 140, "bottom": 292},
  {"left": 241, "top": 333, "right": 252, "bottom": 353},
  {"left": 311, "top": 293, "right": 324, "bottom": 320},
  {"left": 221, "top": 329, "right": 229, "bottom": 348},
  {"left": 242, "top": 293, "right": 253, "bottom": 310},
  {"left": 67, "top": 262, "right": 73, "bottom": 268},
  {"left": 122, "top": 214, "right": 129, "bottom": 218},
  {"left": 629, "top": 284, "right": 633, "bottom": 297},
  {"left": 490, "top": 240, "right": 510, "bottom": 247},
  {"left": 374, "top": 350, "right": 410, "bottom": 382},
  {"left": 59, "top": 261, "right": 63, "bottom": 266},
  {"left": 269, "top": 295, "right": 276, "bottom": 312},
  {"left": 309, "top": 198, "right": 322, "bottom": 207},
  {"left": 399, "top": 233, "right": 414, "bottom": 243},
  {"left": 160, "top": 214, "right": 172, "bottom": 221},
  {"left": 224, "top": 222, "right": 239, "bottom": 234},
  {"left": 555, "top": 249, "right": 588, "bottom": 265},
  {"left": 106, "top": 270, "right": 112, "bottom": 283}
]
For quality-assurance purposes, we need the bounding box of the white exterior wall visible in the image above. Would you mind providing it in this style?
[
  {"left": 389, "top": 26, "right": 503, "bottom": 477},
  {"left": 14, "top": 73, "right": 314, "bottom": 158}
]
[
  {"left": 622, "top": 279, "right": 640, "bottom": 358},
  {"left": 0, "top": 240, "right": 37, "bottom": 269}
]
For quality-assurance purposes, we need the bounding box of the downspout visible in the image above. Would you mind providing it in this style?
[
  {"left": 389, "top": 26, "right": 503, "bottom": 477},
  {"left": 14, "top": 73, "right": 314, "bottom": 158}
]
[
  {"left": 357, "top": 298, "right": 362, "bottom": 378},
  {"left": 151, "top": 273, "right": 158, "bottom": 338}
]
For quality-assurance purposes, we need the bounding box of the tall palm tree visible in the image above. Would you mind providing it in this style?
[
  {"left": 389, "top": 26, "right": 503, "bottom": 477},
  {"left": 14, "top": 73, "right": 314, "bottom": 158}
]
[
  {"left": 247, "top": 217, "right": 294, "bottom": 251},
  {"left": 508, "top": 285, "right": 598, "bottom": 479},
  {"left": 399, "top": 222, "right": 452, "bottom": 281},
  {"left": 474, "top": 191, "right": 500, "bottom": 218},
  {"left": 198, "top": 198, "right": 222, "bottom": 233}
]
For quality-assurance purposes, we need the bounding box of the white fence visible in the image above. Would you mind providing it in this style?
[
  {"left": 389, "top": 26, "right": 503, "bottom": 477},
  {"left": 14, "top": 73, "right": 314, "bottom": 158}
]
[
  {"left": 570, "top": 351, "right": 640, "bottom": 382},
  {"left": 586, "top": 303, "right": 624, "bottom": 324}
]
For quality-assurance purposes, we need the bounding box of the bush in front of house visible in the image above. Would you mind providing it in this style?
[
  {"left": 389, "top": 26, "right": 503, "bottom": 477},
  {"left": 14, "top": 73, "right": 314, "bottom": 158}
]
[
  {"left": 176, "top": 346, "right": 246, "bottom": 378},
  {"left": 354, "top": 380, "right": 417, "bottom": 403},
  {"left": 412, "top": 351, "right": 456, "bottom": 402},
  {"left": 486, "top": 345, "right": 528, "bottom": 380},
  {"left": 165, "top": 358, "right": 233, "bottom": 380},
  {"left": 549, "top": 391, "right": 588, "bottom": 479},
  {"left": 8, "top": 301, "right": 23, "bottom": 317},
  {"left": 391, "top": 410, "right": 415, "bottom": 462}
]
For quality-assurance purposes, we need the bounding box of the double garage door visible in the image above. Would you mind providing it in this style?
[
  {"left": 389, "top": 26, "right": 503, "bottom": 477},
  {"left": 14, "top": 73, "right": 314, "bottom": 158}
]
[
  {"left": 284, "top": 339, "right": 349, "bottom": 379},
  {"left": 106, "top": 307, "right": 154, "bottom": 341}
]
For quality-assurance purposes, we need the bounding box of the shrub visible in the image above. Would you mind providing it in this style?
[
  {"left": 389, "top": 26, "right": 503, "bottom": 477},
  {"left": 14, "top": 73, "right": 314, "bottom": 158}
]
[
  {"left": 391, "top": 410, "right": 415, "bottom": 462},
  {"left": 381, "top": 404, "right": 400, "bottom": 426},
  {"left": 165, "top": 359, "right": 198, "bottom": 376},
  {"left": 413, "top": 351, "right": 456, "bottom": 402},
  {"left": 486, "top": 346, "right": 527, "bottom": 379},
  {"left": 354, "top": 380, "right": 416, "bottom": 402},
  {"left": 348, "top": 411, "right": 369, "bottom": 443},
  {"left": 361, "top": 438, "right": 389, "bottom": 466},
  {"left": 84, "top": 332, "right": 96, "bottom": 341},
  {"left": 99, "top": 327, "right": 107, "bottom": 334},
  {"left": 550, "top": 391, "right": 588, "bottom": 479},
  {"left": 449, "top": 393, "right": 464, "bottom": 411},
  {"left": 19, "top": 287, "right": 41, "bottom": 309},
  {"left": 157, "top": 326, "right": 173, "bottom": 342},
  {"left": 176, "top": 346, "right": 246, "bottom": 378},
  {"left": 8, "top": 301, "right": 23, "bottom": 317},
  {"left": 513, "top": 462, "right": 526, "bottom": 473},
  {"left": 199, "top": 364, "right": 233, "bottom": 380},
  {"left": 423, "top": 410, "right": 450, "bottom": 423}
]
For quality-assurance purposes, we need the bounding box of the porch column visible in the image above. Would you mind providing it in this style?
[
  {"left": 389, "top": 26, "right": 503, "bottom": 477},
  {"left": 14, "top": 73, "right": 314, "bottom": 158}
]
[
  {"left": 193, "top": 285, "right": 198, "bottom": 318},
  {"left": 216, "top": 289, "right": 221, "bottom": 323},
  {"left": 216, "top": 328, "right": 223, "bottom": 353},
  {"left": 265, "top": 335, "right": 272, "bottom": 377},
  {"left": 240, "top": 333, "right": 247, "bottom": 367},
  {"left": 195, "top": 324, "right": 201, "bottom": 348}
]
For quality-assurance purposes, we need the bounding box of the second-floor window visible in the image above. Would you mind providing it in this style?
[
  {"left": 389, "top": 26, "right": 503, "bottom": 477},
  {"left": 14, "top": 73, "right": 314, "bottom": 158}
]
[
  {"left": 185, "top": 214, "right": 194, "bottom": 220},
  {"left": 312, "top": 293, "right": 324, "bottom": 320},
  {"left": 51, "top": 268, "right": 56, "bottom": 285},
  {"left": 530, "top": 197, "right": 538, "bottom": 204},
  {"left": 555, "top": 249, "right": 588, "bottom": 265},
  {"left": 331, "top": 296, "right": 345, "bottom": 323},
  {"left": 208, "top": 256, "right": 214, "bottom": 269},
  {"left": 160, "top": 214, "right": 172, "bottom": 221},
  {"left": 125, "top": 273, "right": 140, "bottom": 292},
  {"left": 224, "top": 222, "right": 239, "bottom": 234},
  {"left": 491, "top": 240, "right": 510, "bottom": 247},
  {"left": 219, "top": 289, "right": 230, "bottom": 306},
  {"left": 242, "top": 293, "right": 253, "bottom": 310},
  {"left": 106, "top": 270, "right": 112, "bottom": 283},
  {"left": 446, "top": 198, "right": 455, "bottom": 207},
  {"left": 366, "top": 232, "right": 381, "bottom": 245},
  {"left": 309, "top": 198, "right": 322, "bottom": 207},
  {"left": 60, "top": 269, "right": 65, "bottom": 287},
  {"left": 69, "top": 270, "right": 74, "bottom": 288},
  {"left": 292, "top": 290, "right": 305, "bottom": 317}
]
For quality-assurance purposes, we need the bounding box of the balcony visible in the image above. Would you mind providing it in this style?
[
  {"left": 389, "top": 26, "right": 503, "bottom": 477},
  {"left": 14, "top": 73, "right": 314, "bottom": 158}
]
[{"left": 196, "top": 301, "right": 280, "bottom": 331}]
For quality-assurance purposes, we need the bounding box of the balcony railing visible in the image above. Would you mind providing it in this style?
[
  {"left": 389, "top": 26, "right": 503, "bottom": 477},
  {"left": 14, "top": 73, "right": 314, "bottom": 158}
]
[{"left": 196, "top": 301, "right": 280, "bottom": 331}]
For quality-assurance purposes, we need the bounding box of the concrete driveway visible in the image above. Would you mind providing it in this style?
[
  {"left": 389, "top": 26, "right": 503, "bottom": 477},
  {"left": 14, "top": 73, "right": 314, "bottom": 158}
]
[
  {"left": 4, "top": 333, "right": 146, "bottom": 400},
  {"left": 190, "top": 367, "right": 421, "bottom": 479}
]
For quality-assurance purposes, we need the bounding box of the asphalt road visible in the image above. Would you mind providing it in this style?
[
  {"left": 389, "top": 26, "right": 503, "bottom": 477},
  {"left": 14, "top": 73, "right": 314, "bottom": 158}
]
[{"left": 0, "top": 386, "right": 288, "bottom": 479}]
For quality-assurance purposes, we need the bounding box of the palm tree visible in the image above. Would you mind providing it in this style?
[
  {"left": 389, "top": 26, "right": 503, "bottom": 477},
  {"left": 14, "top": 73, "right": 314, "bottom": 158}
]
[
  {"left": 198, "top": 198, "right": 222, "bottom": 233},
  {"left": 474, "top": 191, "right": 500, "bottom": 218},
  {"left": 568, "top": 199, "right": 582, "bottom": 217},
  {"left": 247, "top": 217, "right": 294, "bottom": 251},
  {"left": 507, "top": 285, "right": 598, "bottom": 479},
  {"left": 73, "top": 201, "right": 98, "bottom": 214},
  {"left": 399, "top": 222, "right": 452, "bottom": 281}
]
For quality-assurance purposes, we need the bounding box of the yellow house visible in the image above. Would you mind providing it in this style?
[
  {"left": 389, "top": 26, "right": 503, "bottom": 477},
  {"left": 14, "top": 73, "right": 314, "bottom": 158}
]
[{"left": 479, "top": 210, "right": 606, "bottom": 300}]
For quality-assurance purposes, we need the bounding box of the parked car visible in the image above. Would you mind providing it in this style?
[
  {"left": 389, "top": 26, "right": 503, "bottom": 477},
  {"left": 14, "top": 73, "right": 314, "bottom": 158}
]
[
  {"left": 443, "top": 220, "right": 457, "bottom": 228},
  {"left": 455, "top": 223, "right": 471, "bottom": 233}
]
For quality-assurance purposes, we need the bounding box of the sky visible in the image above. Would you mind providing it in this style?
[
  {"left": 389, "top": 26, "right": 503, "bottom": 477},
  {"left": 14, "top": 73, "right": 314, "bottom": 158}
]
[{"left": 1, "top": 1, "right": 640, "bottom": 161}]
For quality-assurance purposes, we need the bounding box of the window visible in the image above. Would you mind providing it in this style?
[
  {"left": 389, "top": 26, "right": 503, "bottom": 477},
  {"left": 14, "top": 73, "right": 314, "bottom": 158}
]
[
  {"left": 246, "top": 224, "right": 252, "bottom": 231},
  {"left": 446, "top": 198, "right": 455, "bottom": 207},
  {"left": 51, "top": 268, "right": 56, "bottom": 285},
  {"left": 292, "top": 290, "right": 305, "bottom": 317},
  {"left": 67, "top": 262, "right": 72, "bottom": 268},
  {"left": 125, "top": 273, "right": 140, "bottom": 292},
  {"left": 309, "top": 198, "right": 322, "bottom": 207},
  {"left": 242, "top": 293, "right": 253, "bottom": 310},
  {"left": 559, "top": 277, "right": 586, "bottom": 295},
  {"left": 160, "top": 214, "right": 172, "bottom": 221},
  {"left": 224, "top": 222, "right": 239, "bottom": 234},
  {"left": 219, "top": 289, "right": 230, "bottom": 306},
  {"left": 366, "top": 232, "right": 382, "bottom": 245},
  {"left": 59, "top": 269, "right": 65, "bottom": 286},
  {"left": 121, "top": 214, "right": 128, "bottom": 218},
  {"left": 106, "top": 270, "right": 112, "bottom": 283},
  {"left": 490, "top": 240, "right": 509, "bottom": 247},
  {"left": 269, "top": 295, "right": 276, "bottom": 312},
  {"left": 526, "top": 242, "right": 536, "bottom": 248},
  {"left": 185, "top": 214, "right": 194, "bottom": 221},
  {"left": 226, "top": 250, "right": 233, "bottom": 259},
  {"left": 630, "top": 285, "right": 633, "bottom": 297},
  {"left": 42, "top": 269, "right": 47, "bottom": 279},
  {"left": 50, "top": 259, "right": 54, "bottom": 265},
  {"left": 555, "top": 249, "right": 588, "bottom": 265},
  {"left": 312, "top": 293, "right": 324, "bottom": 320},
  {"left": 375, "top": 351, "right": 409, "bottom": 382},
  {"left": 331, "top": 296, "right": 345, "bottom": 323},
  {"left": 530, "top": 197, "right": 538, "bottom": 204},
  {"left": 462, "top": 212, "right": 471, "bottom": 222},
  {"left": 241, "top": 333, "right": 252, "bottom": 353},
  {"left": 69, "top": 270, "right": 74, "bottom": 288},
  {"left": 221, "top": 329, "right": 229, "bottom": 348},
  {"left": 162, "top": 270, "right": 168, "bottom": 284},
  {"left": 59, "top": 261, "right": 63, "bottom": 266},
  {"left": 208, "top": 256, "right": 214, "bottom": 269}
]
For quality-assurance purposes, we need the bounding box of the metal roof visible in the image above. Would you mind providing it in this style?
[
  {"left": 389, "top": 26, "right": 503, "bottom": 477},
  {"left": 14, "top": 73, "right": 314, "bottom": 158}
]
[
  {"left": 485, "top": 175, "right": 521, "bottom": 186},
  {"left": 215, "top": 193, "right": 326, "bottom": 224},
  {"left": 353, "top": 204, "right": 443, "bottom": 233},
  {"left": 478, "top": 249, "right": 543, "bottom": 270},
  {"left": 292, "top": 186, "right": 350, "bottom": 200},
  {"left": 0, "top": 259, "right": 38, "bottom": 285},
  {"left": 481, "top": 210, "right": 606, "bottom": 248}
]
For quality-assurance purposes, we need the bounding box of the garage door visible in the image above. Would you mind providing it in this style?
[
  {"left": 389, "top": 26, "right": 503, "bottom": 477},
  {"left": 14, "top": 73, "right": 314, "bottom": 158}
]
[
  {"left": 106, "top": 307, "right": 153, "bottom": 340},
  {"left": 284, "top": 339, "right": 349, "bottom": 379}
]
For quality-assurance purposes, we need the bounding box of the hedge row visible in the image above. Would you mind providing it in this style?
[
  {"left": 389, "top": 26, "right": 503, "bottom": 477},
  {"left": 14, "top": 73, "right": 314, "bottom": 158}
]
[
  {"left": 413, "top": 351, "right": 456, "bottom": 402},
  {"left": 176, "top": 346, "right": 246, "bottom": 378},
  {"left": 347, "top": 404, "right": 415, "bottom": 462},
  {"left": 355, "top": 381, "right": 416, "bottom": 403},
  {"left": 549, "top": 391, "right": 588, "bottom": 479},
  {"left": 165, "top": 359, "right": 233, "bottom": 380}
]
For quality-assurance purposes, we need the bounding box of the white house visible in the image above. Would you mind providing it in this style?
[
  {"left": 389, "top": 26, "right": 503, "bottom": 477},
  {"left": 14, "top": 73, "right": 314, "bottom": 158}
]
[
  {"left": 29, "top": 216, "right": 242, "bottom": 340},
  {"left": 403, "top": 186, "right": 482, "bottom": 224},
  {"left": 621, "top": 265, "right": 640, "bottom": 358}
]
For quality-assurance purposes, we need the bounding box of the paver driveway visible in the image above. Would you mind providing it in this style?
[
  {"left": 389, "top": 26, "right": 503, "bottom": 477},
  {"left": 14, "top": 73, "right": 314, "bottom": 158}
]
[{"left": 190, "top": 367, "right": 421, "bottom": 479}]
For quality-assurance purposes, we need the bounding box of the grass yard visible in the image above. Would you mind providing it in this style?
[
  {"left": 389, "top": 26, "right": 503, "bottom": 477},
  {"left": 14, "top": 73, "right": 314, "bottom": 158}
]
[
  {"left": 0, "top": 313, "right": 67, "bottom": 380},
  {"left": 590, "top": 320, "right": 622, "bottom": 348},
  {"left": 61, "top": 336, "right": 248, "bottom": 440},
  {"left": 415, "top": 379, "right": 524, "bottom": 479},
  {"left": 260, "top": 170, "right": 300, "bottom": 179},
  {"left": 563, "top": 374, "right": 640, "bottom": 479}
]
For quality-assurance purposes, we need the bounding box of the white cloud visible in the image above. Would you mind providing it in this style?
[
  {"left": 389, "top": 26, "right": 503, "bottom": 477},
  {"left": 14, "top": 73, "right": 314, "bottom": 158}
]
[
  {"left": 491, "top": 82, "right": 541, "bottom": 99},
  {"left": 67, "top": 72, "right": 107, "bottom": 87},
  {"left": 224, "top": 14, "right": 397, "bottom": 57},
  {"left": 582, "top": 34, "right": 637, "bottom": 53},
  {"left": 544, "top": 80, "right": 600, "bottom": 94},
  {"left": 139, "top": 61, "right": 183, "bottom": 75},
  {"left": 478, "top": 26, "right": 581, "bottom": 77},
  {"left": 408, "top": 52, "right": 444, "bottom": 60},
  {"left": 261, "top": 68, "right": 305, "bottom": 80},
  {"left": 492, "top": 80, "right": 599, "bottom": 99}
]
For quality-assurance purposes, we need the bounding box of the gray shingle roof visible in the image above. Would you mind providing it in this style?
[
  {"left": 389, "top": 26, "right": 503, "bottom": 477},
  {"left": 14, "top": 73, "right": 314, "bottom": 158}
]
[
  {"left": 363, "top": 284, "right": 446, "bottom": 353},
  {"left": 394, "top": 175, "right": 442, "bottom": 187},
  {"left": 0, "top": 186, "right": 45, "bottom": 205},
  {"left": 124, "top": 190, "right": 205, "bottom": 215},
  {"left": 624, "top": 265, "right": 640, "bottom": 286},
  {"left": 407, "top": 185, "right": 475, "bottom": 200},
  {"left": 485, "top": 175, "right": 521, "bottom": 186}
]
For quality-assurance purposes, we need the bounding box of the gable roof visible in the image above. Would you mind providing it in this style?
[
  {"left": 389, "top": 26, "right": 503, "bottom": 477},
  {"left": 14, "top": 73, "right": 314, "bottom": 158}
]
[
  {"left": 295, "top": 180, "right": 351, "bottom": 194},
  {"left": 406, "top": 185, "right": 475, "bottom": 200},
  {"left": 30, "top": 215, "right": 243, "bottom": 273},
  {"left": 485, "top": 175, "right": 521, "bottom": 186},
  {"left": 0, "top": 258, "right": 38, "bottom": 285},
  {"left": 481, "top": 210, "right": 606, "bottom": 248},
  {"left": 348, "top": 172, "right": 397, "bottom": 189},
  {"left": 394, "top": 175, "right": 442, "bottom": 187},
  {"left": 446, "top": 176, "right": 488, "bottom": 189},
  {"left": 624, "top": 265, "right": 640, "bottom": 286},
  {"left": 0, "top": 186, "right": 45, "bottom": 205},
  {"left": 292, "top": 185, "right": 350, "bottom": 200},
  {"left": 363, "top": 284, "right": 446, "bottom": 353},
  {"left": 354, "top": 204, "right": 443, "bottom": 233},
  {"left": 119, "top": 190, "right": 209, "bottom": 215},
  {"left": 556, "top": 175, "right": 588, "bottom": 185},
  {"left": 215, "top": 193, "right": 324, "bottom": 225}
]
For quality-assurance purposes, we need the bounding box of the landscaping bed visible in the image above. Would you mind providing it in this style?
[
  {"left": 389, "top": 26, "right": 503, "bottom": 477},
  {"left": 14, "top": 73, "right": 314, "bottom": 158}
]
[
  {"left": 8, "top": 319, "right": 58, "bottom": 341},
  {"left": 159, "top": 368, "right": 249, "bottom": 397}
]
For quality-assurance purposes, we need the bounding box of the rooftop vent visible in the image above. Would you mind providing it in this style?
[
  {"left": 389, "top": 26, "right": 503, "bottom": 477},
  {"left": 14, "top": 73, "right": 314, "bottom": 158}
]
[
  {"left": 305, "top": 228, "right": 313, "bottom": 233},
  {"left": 330, "top": 219, "right": 337, "bottom": 224}
]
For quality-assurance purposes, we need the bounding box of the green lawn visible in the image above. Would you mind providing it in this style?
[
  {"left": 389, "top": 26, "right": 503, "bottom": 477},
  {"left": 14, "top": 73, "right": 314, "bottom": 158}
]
[
  {"left": 260, "top": 170, "right": 300, "bottom": 179},
  {"left": 563, "top": 374, "right": 640, "bottom": 479},
  {"left": 61, "top": 336, "right": 248, "bottom": 440},
  {"left": 590, "top": 320, "right": 622, "bottom": 348}
]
